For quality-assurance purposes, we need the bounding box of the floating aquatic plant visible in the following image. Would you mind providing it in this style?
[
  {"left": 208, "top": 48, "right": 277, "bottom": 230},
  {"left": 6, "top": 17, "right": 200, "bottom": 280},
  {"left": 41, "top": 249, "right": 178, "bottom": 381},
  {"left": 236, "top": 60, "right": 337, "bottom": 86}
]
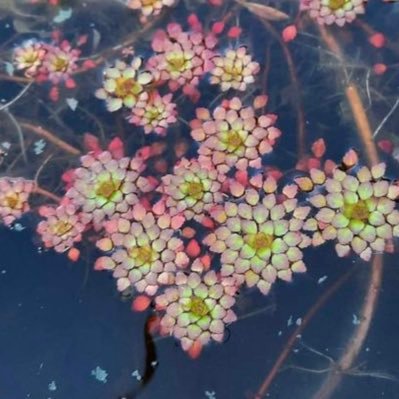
[
  {"left": 65, "top": 151, "right": 153, "bottom": 230},
  {"left": 155, "top": 260, "right": 237, "bottom": 357},
  {"left": 205, "top": 177, "right": 310, "bottom": 294},
  {"left": 95, "top": 205, "right": 189, "bottom": 295},
  {"left": 190, "top": 96, "right": 281, "bottom": 173},
  {"left": 147, "top": 22, "right": 217, "bottom": 98},
  {"left": 298, "top": 153, "right": 399, "bottom": 260},
  {"left": 300, "top": 0, "right": 366, "bottom": 26},
  {"left": 210, "top": 46, "right": 260, "bottom": 92},
  {"left": 2, "top": 1, "right": 399, "bottom": 389},
  {"left": 0, "top": 178, "right": 34, "bottom": 226},
  {"left": 95, "top": 58, "right": 153, "bottom": 112}
]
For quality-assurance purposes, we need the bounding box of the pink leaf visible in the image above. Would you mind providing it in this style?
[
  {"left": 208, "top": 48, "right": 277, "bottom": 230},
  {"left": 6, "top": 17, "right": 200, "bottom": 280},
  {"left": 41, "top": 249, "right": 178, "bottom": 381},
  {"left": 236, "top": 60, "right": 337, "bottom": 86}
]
[
  {"left": 83, "top": 133, "right": 101, "bottom": 152},
  {"left": 108, "top": 137, "right": 124, "bottom": 158}
]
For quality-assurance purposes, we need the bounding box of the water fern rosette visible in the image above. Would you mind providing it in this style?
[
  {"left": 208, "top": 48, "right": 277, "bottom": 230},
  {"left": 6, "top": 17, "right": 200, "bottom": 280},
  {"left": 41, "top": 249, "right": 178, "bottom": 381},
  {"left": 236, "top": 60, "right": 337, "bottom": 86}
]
[
  {"left": 95, "top": 58, "right": 153, "bottom": 112},
  {"left": 95, "top": 205, "right": 189, "bottom": 295},
  {"left": 66, "top": 151, "right": 152, "bottom": 229},
  {"left": 0, "top": 177, "right": 34, "bottom": 226},
  {"left": 155, "top": 264, "right": 237, "bottom": 357},
  {"left": 159, "top": 158, "right": 225, "bottom": 222},
  {"left": 147, "top": 22, "right": 217, "bottom": 95},
  {"left": 127, "top": 0, "right": 176, "bottom": 18},
  {"left": 37, "top": 203, "right": 86, "bottom": 253},
  {"left": 204, "top": 177, "right": 311, "bottom": 295},
  {"left": 13, "top": 40, "right": 47, "bottom": 78},
  {"left": 190, "top": 96, "right": 281, "bottom": 174},
  {"left": 210, "top": 46, "right": 260, "bottom": 92},
  {"left": 301, "top": 162, "right": 399, "bottom": 261},
  {"left": 300, "top": 0, "right": 366, "bottom": 26}
]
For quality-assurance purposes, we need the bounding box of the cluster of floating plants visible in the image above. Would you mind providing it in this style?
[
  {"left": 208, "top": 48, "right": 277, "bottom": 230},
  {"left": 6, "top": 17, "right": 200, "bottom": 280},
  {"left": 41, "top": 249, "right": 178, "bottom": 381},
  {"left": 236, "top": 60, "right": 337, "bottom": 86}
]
[{"left": 1, "top": 0, "right": 398, "bottom": 385}]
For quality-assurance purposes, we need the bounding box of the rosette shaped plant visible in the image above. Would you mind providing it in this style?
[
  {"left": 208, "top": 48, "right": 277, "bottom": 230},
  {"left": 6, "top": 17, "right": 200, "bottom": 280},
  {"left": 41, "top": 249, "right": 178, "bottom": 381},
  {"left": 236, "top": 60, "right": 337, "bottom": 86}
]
[
  {"left": 37, "top": 203, "right": 86, "bottom": 253},
  {"left": 301, "top": 0, "right": 366, "bottom": 26},
  {"left": 190, "top": 96, "right": 281, "bottom": 173},
  {"left": 159, "top": 158, "right": 225, "bottom": 222},
  {"left": 127, "top": 0, "right": 176, "bottom": 18},
  {"left": 0, "top": 178, "right": 34, "bottom": 226},
  {"left": 66, "top": 151, "right": 153, "bottom": 229},
  {"left": 300, "top": 161, "right": 399, "bottom": 261},
  {"left": 210, "top": 46, "right": 260, "bottom": 92},
  {"left": 155, "top": 263, "right": 237, "bottom": 357},
  {"left": 147, "top": 23, "right": 217, "bottom": 95},
  {"left": 95, "top": 58, "right": 153, "bottom": 112},
  {"left": 13, "top": 40, "right": 47, "bottom": 78},
  {"left": 205, "top": 177, "right": 311, "bottom": 295},
  {"left": 95, "top": 205, "right": 189, "bottom": 295},
  {"left": 41, "top": 40, "right": 80, "bottom": 84},
  {"left": 127, "top": 92, "right": 177, "bottom": 135}
]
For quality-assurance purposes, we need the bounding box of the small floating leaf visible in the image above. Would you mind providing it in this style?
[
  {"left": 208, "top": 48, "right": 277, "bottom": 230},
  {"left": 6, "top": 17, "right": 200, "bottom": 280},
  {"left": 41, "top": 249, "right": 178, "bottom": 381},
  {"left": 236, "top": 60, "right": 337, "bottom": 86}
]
[
  {"left": 342, "top": 149, "right": 358, "bottom": 169},
  {"left": 294, "top": 176, "right": 314, "bottom": 192},
  {"left": 66, "top": 97, "right": 78, "bottom": 111},
  {"left": 5, "top": 62, "right": 14, "bottom": 76},
  {"left": 53, "top": 8, "right": 72, "bottom": 24}
]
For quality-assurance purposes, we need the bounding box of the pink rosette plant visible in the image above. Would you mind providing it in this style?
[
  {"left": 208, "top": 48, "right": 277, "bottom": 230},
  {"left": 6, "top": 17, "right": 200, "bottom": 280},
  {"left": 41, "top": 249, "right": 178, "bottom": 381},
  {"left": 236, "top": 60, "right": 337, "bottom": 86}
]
[
  {"left": 0, "top": 178, "right": 34, "bottom": 226},
  {"left": 190, "top": 96, "right": 281, "bottom": 173},
  {"left": 155, "top": 259, "right": 237, "bottom": 358},
  {"left": 147, "top": 22, "right": 217, "bottom": 99},
  {"left": 37, "top": 202, "right": 86, "bottom": 253},
  {"left": 95, "top": 204, "right": 189, "bottom": 295}
]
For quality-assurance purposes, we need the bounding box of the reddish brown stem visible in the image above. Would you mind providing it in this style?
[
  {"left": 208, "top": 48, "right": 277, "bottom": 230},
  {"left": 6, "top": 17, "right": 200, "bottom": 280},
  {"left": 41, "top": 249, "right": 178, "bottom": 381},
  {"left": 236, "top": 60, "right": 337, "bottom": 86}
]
[
  {"left": 312, "top": 255, "right": 383, "bottom": 399},
  {"left": 254, "top": 267, "right": 355, "bottom": 399},
  {"left": 33, "top": 185, "right": 62, "bottom": 203},
  {"left": 260, "top": 20, "right": 306, "bottom": 159},
  {"left": 19, "top": 122, "right": 81, "bottom": 156}
]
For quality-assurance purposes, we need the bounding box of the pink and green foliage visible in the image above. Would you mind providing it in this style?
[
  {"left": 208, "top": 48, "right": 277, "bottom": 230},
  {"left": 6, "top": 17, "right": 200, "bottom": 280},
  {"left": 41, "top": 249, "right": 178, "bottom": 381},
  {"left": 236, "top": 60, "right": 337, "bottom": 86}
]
[
  {"left": 147, "top": 22, "right": 217, "bottom": 99},
  {"left": 95, "top": 204, "right": 189, "bottom": 295},
  {"left": 300, "top": 0, "right": 366, "bottom": 26},
  {"left": 37, "top": 201, "right": 86, "bottom": 253},
  {"left": 296, "top": 152, "right": 399, "bottom": 261},
  {"left": 210, "top": 46, "right": 260, "bottom": 92},
  {"left": 190, "top": 96, "right": 281, "bottom": 173},
  {"left": 3, "top": 1, "right": 398, "bottom": 360},
  {"left": 127, "top": 0, "right": 176, "bottom": 19},
  {"left": 205, "top": 177, "right": 310, "bottom": 295},
  {"left": 0, "top": 178, "right": 34, "bottom": 226},
  {"left": 155, "top": 259, "right": 237, "bottom": 356}
]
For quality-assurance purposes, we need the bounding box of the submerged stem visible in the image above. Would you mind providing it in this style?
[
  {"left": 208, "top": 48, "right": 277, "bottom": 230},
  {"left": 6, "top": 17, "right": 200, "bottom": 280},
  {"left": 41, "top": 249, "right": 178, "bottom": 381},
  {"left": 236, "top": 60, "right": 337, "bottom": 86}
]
[
  {"left": 254, "top": 267, "right": 355, "bottom": 398},
  {"left": 19, "top": 122, "right": 81, "bottom": 156}
]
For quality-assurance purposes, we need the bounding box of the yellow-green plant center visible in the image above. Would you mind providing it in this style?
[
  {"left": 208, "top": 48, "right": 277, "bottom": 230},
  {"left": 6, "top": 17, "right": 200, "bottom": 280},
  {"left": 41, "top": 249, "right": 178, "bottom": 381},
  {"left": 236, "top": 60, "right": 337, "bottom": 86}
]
[
  {"left": 53, "top": 56, "right": 69, "bottom": 72},
  {"left": 189, "top": 296, "right": 209, "bottom": 317},
  {"left": 246, "top": 232, "right": 274, "bottom": 251},
  {"left": 183, "top": 181, "right": 204, "bottom": 200},
  {"left": 53, "top": 220, "right": 73, "bottom": 237},
  {"left": 129, "top": 245, "right": 155, "bottom": 265},
  {"left": 224, "top": 63, "right": 243, "bottom": 79},
  {"left": 343, "top": 200, "right": 370, "bottom": 222},
  {"left": 146, "top": 107, "right": 161, "bottom": 120},
  {"left": 166, "top": 52, "right": 189, "bottom": 72},
  {"left": 96, "top": 179, "right": 120, "bottom": 200},
  {"left": 3, "top": 194, "right": 19, "bottom": 209},
  {"left": 25, "top": 52, "right": 39, "bottom": 65},
  {"left": 114, "top": 77, "right": 141, "bottom": 98},
  {"left": 224, "top": 130, "right": 244, "bottom": 152},
  {"left": 328, "top": 0, "right": 347, "bottom": 10},
  {"left": 142, "top": 0, "right": 157, "bottom": 5}
]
